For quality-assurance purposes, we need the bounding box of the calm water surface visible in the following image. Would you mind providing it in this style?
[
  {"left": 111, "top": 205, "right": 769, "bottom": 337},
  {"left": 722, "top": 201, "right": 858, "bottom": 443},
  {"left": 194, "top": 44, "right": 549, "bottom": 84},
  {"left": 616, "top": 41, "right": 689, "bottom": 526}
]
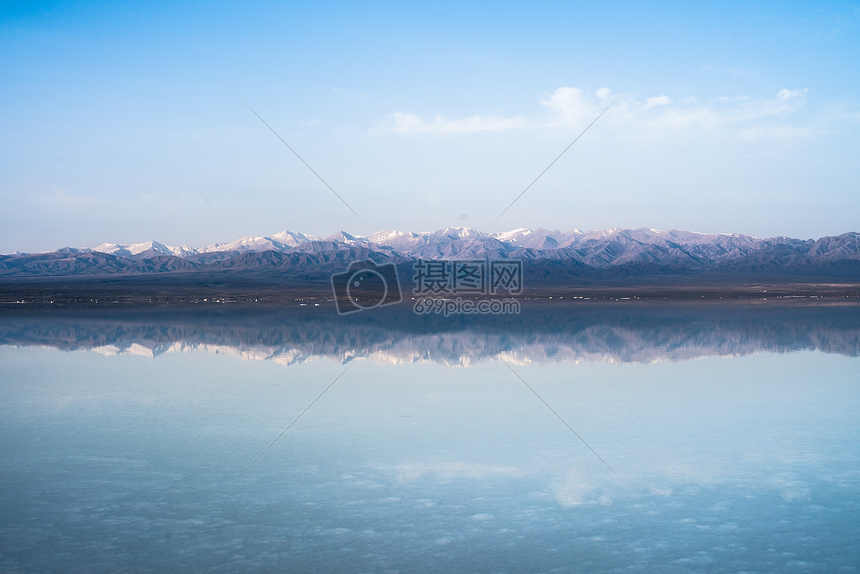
[{"left": 1, "top": 303, "right": 858, "bottom": 572}]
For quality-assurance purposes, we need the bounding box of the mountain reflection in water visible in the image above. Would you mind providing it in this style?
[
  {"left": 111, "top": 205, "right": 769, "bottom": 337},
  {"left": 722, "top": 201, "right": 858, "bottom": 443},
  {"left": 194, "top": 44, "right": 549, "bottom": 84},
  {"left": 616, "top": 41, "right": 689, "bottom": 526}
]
[{"left": 1, "top": 300, "right": 857, "bottom": 365}]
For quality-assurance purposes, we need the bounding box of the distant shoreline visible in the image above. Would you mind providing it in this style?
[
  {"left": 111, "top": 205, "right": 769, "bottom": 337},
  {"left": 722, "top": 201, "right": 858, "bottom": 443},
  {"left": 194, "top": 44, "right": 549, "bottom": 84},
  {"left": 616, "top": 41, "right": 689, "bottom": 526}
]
[{"left": 1, "top": 275, "right": 859, "bottom": 306}]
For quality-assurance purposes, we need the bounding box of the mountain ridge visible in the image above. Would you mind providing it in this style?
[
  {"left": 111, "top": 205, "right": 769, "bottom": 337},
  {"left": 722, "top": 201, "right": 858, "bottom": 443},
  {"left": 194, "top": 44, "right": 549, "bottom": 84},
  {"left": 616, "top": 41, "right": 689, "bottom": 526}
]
[
  {"left": 1, "top": 227, "right": 859, "bottom": 283},
  {"left": 8, "top": 226, "right": 779, "bottom": 258}
]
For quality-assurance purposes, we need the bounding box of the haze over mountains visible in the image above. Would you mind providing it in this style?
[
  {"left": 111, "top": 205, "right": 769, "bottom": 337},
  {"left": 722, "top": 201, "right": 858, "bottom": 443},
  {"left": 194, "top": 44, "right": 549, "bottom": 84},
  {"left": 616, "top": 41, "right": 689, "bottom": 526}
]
[{"left": 2, "top": 227, "right": 859, "bottom": 282}]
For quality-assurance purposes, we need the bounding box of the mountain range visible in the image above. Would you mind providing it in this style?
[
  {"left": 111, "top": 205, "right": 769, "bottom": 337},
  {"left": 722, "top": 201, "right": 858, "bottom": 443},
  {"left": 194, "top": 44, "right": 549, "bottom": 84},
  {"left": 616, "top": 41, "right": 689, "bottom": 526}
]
[{"left": 2, "top": 227, "right": 859, "bottom": 286}]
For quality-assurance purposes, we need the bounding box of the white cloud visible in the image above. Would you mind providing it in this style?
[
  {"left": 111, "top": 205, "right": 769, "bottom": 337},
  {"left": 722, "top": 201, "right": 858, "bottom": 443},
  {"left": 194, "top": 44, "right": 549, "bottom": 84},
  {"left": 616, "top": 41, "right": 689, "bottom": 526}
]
[
  {"left": 540, "top": 87, "right": 602, "bottom": 126},
  {"left": 381, "top": 86, "right": 818, "bottom": 143},
  {"left": 645, "top": 95, "right": 671, "bottom": 108},
  {"left": 536, "top": 87, "right": 810, "bottom": 139},
  {"left": 776, "top": 88, "right": 808, "bottom": 100},
  {"left": 604, "top": 88, "right": 811, "bottom": 142},
  {"left": 386, "top": 111, "right": 526, "bottom": 135}
]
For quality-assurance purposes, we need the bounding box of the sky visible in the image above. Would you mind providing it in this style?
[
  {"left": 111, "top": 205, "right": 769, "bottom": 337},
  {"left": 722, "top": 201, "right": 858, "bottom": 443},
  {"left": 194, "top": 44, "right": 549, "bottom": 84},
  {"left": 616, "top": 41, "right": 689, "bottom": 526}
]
[{"left": 1, "top": 1, "right": 859, "bottom": 252}]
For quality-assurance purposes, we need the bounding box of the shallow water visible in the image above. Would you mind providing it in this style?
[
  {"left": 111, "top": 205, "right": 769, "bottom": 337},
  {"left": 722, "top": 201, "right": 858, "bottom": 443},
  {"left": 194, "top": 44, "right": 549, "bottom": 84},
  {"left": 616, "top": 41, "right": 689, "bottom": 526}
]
[{"left": 1, "top": 303, "right": 859, "bottom": 572}]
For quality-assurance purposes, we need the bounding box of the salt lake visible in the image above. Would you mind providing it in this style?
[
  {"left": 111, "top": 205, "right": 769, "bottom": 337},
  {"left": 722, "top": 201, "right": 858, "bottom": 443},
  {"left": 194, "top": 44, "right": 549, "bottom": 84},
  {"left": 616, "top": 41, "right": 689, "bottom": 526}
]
[{"left": 1, "top": 301, "right": 858, "bottom": 572}]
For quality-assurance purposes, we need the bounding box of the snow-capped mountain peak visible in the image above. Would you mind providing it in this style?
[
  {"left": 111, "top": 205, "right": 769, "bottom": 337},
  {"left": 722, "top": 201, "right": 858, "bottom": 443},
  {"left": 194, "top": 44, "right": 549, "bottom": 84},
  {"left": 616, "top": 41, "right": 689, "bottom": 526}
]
[
  {"left": 324, "top": 231, "right": 366, "bottom": 244},
  {"left": 201, "top": 236, "right": 284, "bottom": 253},
  {"left": 492, "top": 228, "right": 532, "bottom": 242},
  {"left": 269, "top": 230, "right": 319, "bottom": 246},
  {"left": 436, "top": 227, "right": 485, "bottom": 240},
  {"left": 367, "top": 230, "right": 419, "bottom": 243},
  {"left": 91, "top": 240, "right": 189, "bottom": 258}
]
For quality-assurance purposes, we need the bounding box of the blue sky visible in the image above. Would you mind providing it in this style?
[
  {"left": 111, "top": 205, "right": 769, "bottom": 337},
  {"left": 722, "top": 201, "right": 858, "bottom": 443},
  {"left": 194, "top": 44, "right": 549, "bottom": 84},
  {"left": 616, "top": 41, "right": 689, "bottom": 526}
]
[{"left": 1, "top": 1, "right": 858, "bottom": 252}]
